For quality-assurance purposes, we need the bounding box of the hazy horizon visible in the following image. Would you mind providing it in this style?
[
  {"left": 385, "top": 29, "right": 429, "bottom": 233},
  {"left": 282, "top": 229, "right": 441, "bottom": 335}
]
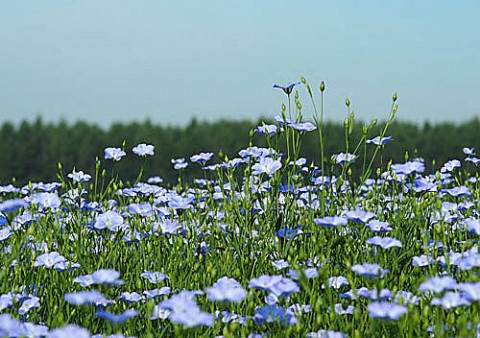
[{"left": 1, "top": 1, "right": 479, "bottom": 128}]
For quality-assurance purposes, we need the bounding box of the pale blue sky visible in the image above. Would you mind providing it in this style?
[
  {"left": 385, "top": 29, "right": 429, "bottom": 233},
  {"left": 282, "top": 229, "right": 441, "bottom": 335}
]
[{"left": 1, "top": 1, "right": 479, "bottom": 127}]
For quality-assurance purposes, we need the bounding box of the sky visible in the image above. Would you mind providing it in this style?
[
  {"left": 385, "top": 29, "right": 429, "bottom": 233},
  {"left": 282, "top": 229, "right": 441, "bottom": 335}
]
[{"left": 1, "top": 1, "right": 479, "bottom": 128}]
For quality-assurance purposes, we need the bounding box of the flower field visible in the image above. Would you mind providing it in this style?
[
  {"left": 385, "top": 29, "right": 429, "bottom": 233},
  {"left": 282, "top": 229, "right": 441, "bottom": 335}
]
[{"left": 1, "top": 80, "right": 480, "bottom": 337}]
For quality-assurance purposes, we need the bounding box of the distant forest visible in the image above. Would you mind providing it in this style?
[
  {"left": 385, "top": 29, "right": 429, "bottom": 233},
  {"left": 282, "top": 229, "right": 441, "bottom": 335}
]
[{"left": 1, "top": 117, "right": 479, "bottom": 186}]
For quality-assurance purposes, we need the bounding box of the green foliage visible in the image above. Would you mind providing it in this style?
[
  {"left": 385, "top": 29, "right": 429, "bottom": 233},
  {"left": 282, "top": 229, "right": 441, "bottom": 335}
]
[{"left": 0, "top": 117, "right": 479, "bottom": 186}]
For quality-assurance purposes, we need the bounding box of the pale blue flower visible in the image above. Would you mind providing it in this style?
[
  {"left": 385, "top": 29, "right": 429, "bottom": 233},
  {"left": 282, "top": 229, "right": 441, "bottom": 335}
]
[
  {"left": 366, "top": 236, "right": 402, "bottom": 249},
  {"left": 93, "top": 210, "right": 124, "bottom": 231},
  {"left": 367, "top": 302, "right": 408, "bottom": 321},
  {"left": 119, "top": 292, "right": 143, "bottom": 303},
  {"left": 273, "top": 82, "right": 300, "bottom": 95},
  {"left": 64, "top": 291, "right": 107, "bottom": 306},
  {"left": 104, "top": 147, "right": 126, "bottom": 161},
  {"left": 96, "top": 309, "right": 138, "bottom": 324},
  {"left": 351, "top": 263, "right": 388, "bottom": 279},
  {"left": 332, "top": 153, "right": 356, "bottom": 165},
  {"left": 253, "top": 305, "right": 298, "bottom": 327},
  {"left": 367, "top": 136, "right": 393, "bottom": 146},
  {"left": 141, "top": 271, "right": 170, "bottom": 284},
  {"left": 440, "top": 159, "right": 461, "bottom": 173},
  {"left": 206, "top": 277, "right": 247, "bottom": 303},
  {"left": 252, "top": 157, "right": 282, "bottom": 176},
  {"left": 431, "top": 292, "right": 470, "bottom": 310},
  {"left": 0, "top": 199, "right": 27, "bottom": 214},
  {"left": 190, "top": 152, "right": 214, "bottom": 164},
  {"left": 132, "top": 143, "right": 154, "bottom": 156},
  {"left": 48, "top": 325, "right": 90, "bottom": 338},
  {"left": 34, "top": 252, "right": 67, "bottom": 269},
  {"left": 255, "top": 124, "right": 282, "bottom": 135},
  {"left": 68, "top": 170, "right": 91, "bottom": 183},
  {"left": 418, "top": 276, "right": 457, "bottom": 293},
  {"left": 314, "top": 216, "right": 347, "bottom": 228}
]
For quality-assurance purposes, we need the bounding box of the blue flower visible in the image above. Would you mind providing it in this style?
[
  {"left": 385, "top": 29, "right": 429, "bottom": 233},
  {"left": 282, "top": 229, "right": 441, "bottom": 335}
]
[
  {"left": 68, "top": 170, "right": 92, "bottom": 183},
  {"left": 171, "top": 158, "right": 189, "bottom": 170},
  {"left": 253, "top": 304, "right": 298, "bottom": 327},
  {"left": 325, "top": 276, "right": 349, "bottom": 290},
  {"left": 154, "top": 220, "right": 183, "bottom": 235},
  {"left": 463, "top": 147, "right": 476, "bottom": 156},
  {"left": 249, "top": 275, "right": 300, "bottom": 298},
  {"left": 418, "top": 276, "right": 457, "bottom": 293},
  {"left": 366, "top": 236, "right": 402, "bottom": 250},
  {"left": 190, "top": 152, "right": 214, "bottom": 164},
  {"left": 64, "top": 291, "right": 107, "bottom": 306},
  {"left": 30, "top": 192, "right": 61, "bottom": 210},
  {"left": 341, "top": 287, "right": 392, "bottom": 301},
  {"left": 331, "top": 153, "right": 356, "bottom": 165},
  {"left": 440, "top": 159, "right": 461, "bottom": 173},
  {"left": 48, "top": 324, "right": 91, "bottom": 338},
  {"left": 412, "top": 255, "right": 434, "bottom": 268},
  {"left": 271, "top": 259, "right": 290, "bottom": 270},
  {"left": 306, "top": 330, "right": 348, "bottom": 338},
  {"left": 18, "top": 296, "right": 40, "bottom": 315},
  {"left": 74, "top": 269, "right": 124, "bottom": 287},
  {"left": 169, "top": 308, "right": 214, "bottom": 328},
  {"left": 366, "top": 136, "right": 393, "bottom": 146},
  {"left": 0, "top": 198, "right": 27, "bottom": 214},
  {"left": 458, "top": 282, "right": 480, "bottom": 301},
  {"left": 0, "top": 227, "right": 12, "bottom": 242},
  {"left": 351, "top": 263, "right": 389, "bottom": 279},
  {"left": 252, "top": 157, "right": 282, "bottom": 176},
  {"left": 128, "top": 203, "right": 154, "bottom": 217},
  {"left": 431, "top": 292, "right": 470, "bottom": 310},
  {"left": 151, "top": 305, "right": 171, "bottom": 320},
  {"left": 206, "top": 277, "right": 247, "bottom": 303},
  {"left": 458, "top": 253, "right": 480, "bottom": 270},
  {"left": 367, "top": 302, "right": 408, "bottom": 321},
  {"left": 132, "top": 143, "right": 154, "bottom": 156},
  {"left": 168, "top": 194, "right": 194, "bottom": 210},
  {"left": 331, "top": 303, "right": 355, "bottom": 316},
  {"left": 391, "top": 159, "right": 425, "bottom": 175},
  {"left": 159, "top": 290, "right": 202, "bottom": 313},
  {"left": 255, "top": 124, "right": 282, "bottom": 135},
  {"left": 365, "top": 220, "right": 392, "bottom": 233},
  {"left": 104, "top": 147, "right": 126, "bottom": 161},
  {"left": 275, "top": 227, "right": 301, "bottom": 240},
  {"left": 394, "top": 291, "right": 420, "bottom": 305},
  {"left": 289, "top": 122, "right": 316, "bottom": 132},
  {"left": 34, "top": 252, "right": 67, "bottom": 269},
  {"left": 314, "top": 216, "right": 347, "bottom": 228},
  {"left": 273, "top": 82, "right": 301, "bottom": 95},
  {"left": 143, "top": 287, "right": 171, "bottom": 299},
  {"left": 344, "top": 208, "right": 376, "bottom": 224},
  {"left": 287, "top": 268, "right": 318, "bottom": 280},
  {"left": 141, "top": 271, "right": 170, "bottom": 284},
  {"left": 96, "top": 309, "right": 138, "bottom": 324},
  {"left": 119, "top": 292, "right": 143, "bottom": 303},
  {"left": 443, "top": 186, "right": 471, "bottom": 198},
  {"left": 93, "top": 210, "right": 124, "bottom": 231}
]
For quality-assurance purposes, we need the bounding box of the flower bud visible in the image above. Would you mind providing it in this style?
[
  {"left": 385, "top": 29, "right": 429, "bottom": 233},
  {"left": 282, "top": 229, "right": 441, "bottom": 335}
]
[{"left": 320, "top": 81, "right": 325, "bottom": 92}]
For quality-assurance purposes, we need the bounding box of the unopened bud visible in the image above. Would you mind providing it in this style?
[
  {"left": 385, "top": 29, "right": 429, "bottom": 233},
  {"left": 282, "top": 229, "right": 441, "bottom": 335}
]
[
  {"left": 393, "top": 92, "right": 398, "bottom": 102},
  {"left": 345, "top": 97, "right": 350, "bottom": 107},
  {"left": 320, "top": 81, "right": 325, "bottom": 92}
]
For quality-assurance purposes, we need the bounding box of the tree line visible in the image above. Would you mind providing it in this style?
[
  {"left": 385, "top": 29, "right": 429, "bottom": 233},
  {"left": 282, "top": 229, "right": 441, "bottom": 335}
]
[{"left": 1, "top": 116, "right": 479, "bottom": 187}]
